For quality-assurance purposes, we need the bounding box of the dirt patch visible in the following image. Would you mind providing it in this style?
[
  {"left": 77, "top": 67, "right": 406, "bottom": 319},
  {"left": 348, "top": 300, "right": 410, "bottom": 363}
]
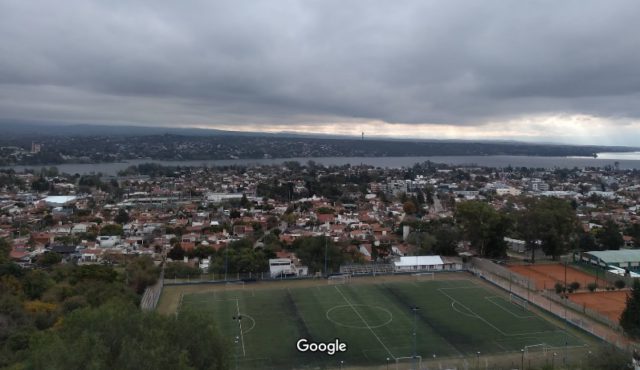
[
  {"left": 508, "top": 264, "right": 607, "bottom": 291},
  {"left": 568, "top": 290, "right": 629, "bottom": 323}
]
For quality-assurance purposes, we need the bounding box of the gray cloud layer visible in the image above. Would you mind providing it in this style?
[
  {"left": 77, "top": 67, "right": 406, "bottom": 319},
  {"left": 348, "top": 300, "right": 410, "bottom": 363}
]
[{"left": 1, "top": 0, "right": 640, "bottom": 128}]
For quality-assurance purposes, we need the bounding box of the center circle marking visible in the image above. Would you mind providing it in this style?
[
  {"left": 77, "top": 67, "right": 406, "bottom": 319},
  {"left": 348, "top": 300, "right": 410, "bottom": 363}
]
[{"left": 325, "top": 304, "right": 393, "bottom": 329}]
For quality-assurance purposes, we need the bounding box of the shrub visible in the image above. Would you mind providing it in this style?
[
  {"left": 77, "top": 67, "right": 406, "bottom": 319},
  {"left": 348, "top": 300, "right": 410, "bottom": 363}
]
[
  {"left": 569, "top": 281, "right": 580, "bottom": 291},
  {"left": 555, "top": 282, "right": 565, "bottom": 294},
  {"left": 615, "top": 280, "right": 626, "bottom": 289},
  {"left": 587, "top": 282, "right": 598, "bottom": 292}
]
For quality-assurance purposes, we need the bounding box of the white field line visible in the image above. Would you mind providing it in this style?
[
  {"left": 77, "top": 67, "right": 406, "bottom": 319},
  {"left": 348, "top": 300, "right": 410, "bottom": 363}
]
[
  {"left": 438, "top": 288, "right": 562, "bottom": 337},
  {"left": 485, "top": 296, "right": 535, "bottom": 319},
  {"left": 334, "top": 286, "right": 396, "bottom": 360},
  {"left": 236, "top": 299, "right": 246, "bottom": 357}
]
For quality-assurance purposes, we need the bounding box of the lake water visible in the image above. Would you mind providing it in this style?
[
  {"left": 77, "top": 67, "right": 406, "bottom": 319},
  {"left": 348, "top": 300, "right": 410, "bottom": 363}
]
[{"left": 6, "top": 153, "right": 640, "bottom": 175}]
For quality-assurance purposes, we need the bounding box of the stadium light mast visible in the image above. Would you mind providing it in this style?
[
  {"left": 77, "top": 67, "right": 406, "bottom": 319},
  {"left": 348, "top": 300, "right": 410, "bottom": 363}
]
[
  {"left": 410, "top": 305, "right": 420, "bottom": 370},
  {"left": 324, "top": 235, "right": 328, "bottom": 277}
]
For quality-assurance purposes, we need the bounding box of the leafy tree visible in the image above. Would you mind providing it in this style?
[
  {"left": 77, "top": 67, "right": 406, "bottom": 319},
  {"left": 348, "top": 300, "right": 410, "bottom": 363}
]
[
  {"left": 100, "top": 224, "right": 123, "bottom": 236},
  {"left": 26, "top": 301, "right": 230, "bottom": 370},
  {"left": 569, "top": 281, "right": 580, "bottom": 291},
  {"left": 621, "top": 280, "right": 640, "bottom": 339},
  {"left": 35, "top": 252, "right": 62, "bottom": 268},
  {"left": 165, "top": 262, "right": 201, "bottom": 279},
  {"left": 595, "top": 219, "right": 624, "bottom": 250},
  {"left": 124, "top": 256, "right": 159, "bottom": 294},
  {"left": 407, "top": 232, "right": 436, "bottom": 255},
  {"left": 402, "top": 201, "right": 417, "bottom": 215},
  {"left": 114, "top": 209, "right": 130, "bottom": 225},
  {"left": 578, "top": 231, "right": 598, "bottom": 251},
  {"left": 22, "top": 270, "right": 54, "bottom": 300},
  {"left": 517, "top": 198, "right": 577, "bottom": 262},
  {"left": 292, "top": 236, "right": 343, "bottom": 274},
  {"left": 0, "top": 238, "right": 11, "bottom": 263},
  {"left": 167, "top": 245, "right": 185, "bottom": 261},
  {"left": 455, "top": 201, "right": 508, "bottom": 257},
  {"left": 431, "top": 222, "right": 461, "bottom": 256}
]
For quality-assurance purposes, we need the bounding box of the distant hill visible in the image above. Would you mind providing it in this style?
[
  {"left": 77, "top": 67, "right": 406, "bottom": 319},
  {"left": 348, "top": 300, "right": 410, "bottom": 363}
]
[{"left": 0, "top": 120, "right": 638, "bottom": 166}]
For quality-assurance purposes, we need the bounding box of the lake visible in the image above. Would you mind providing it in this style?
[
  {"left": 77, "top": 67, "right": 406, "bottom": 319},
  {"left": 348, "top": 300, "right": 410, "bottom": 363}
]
[{"left": 5, "top": 153, "right": 640, "bottom": 175}]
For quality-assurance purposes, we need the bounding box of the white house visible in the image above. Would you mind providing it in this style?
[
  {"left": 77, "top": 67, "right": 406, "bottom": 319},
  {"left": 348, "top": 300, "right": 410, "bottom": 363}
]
[
  {"left": 269, "top": 258, "right": 308, "bottom": 278},
  {"left": 97, "top": 235, "right": 121, "bottom": 248},
  {"left": 393, "top": 256, "right": 444, "bottom": 272}
]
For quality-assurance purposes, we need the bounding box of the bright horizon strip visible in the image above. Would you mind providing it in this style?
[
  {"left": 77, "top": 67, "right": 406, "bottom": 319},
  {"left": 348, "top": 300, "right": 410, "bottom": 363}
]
[{"left": 189, "top": 114, "right": 640, "bottom": 146}]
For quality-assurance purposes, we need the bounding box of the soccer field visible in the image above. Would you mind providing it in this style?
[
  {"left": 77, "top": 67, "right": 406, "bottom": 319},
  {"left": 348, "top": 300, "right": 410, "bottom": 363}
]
[{"left": 177, "top": 277, "right": 589, "bottom": 369}]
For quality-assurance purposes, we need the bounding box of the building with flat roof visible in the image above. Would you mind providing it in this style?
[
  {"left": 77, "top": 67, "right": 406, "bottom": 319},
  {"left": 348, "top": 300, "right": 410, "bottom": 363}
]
[{"left": 579, "top": 250, "right": 640, "bottom": 272}]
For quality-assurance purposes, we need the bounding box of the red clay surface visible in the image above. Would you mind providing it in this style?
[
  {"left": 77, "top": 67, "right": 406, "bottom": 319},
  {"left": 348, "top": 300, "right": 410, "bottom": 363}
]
[
  {"left": 568, "top": 290, "right": 629, "bottom": 322},
  {"left": 508, "top": 263, "right": 608, "bottom": 291}
]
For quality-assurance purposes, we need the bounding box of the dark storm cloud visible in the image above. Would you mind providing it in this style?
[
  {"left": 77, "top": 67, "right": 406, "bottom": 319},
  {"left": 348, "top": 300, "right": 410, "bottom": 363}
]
[{"left": 1, "top": 0, "right": 640, "bottom": 126}]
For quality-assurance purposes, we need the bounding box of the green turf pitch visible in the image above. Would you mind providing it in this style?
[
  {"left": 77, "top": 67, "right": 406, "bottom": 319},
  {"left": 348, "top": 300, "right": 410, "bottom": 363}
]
[{"left": 179, "top": 279, "right": 587, "bottom": 369}]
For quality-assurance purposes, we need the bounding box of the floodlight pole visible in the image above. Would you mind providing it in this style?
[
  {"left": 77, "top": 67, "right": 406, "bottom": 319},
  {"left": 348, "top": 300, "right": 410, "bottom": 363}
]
[
  {"left": 521, "top": 348, "right": 524, "bottom": 370},
  {"left": 324, "top": 236, "right": 328, "bottom": 277},
  {"left": 225, "top": 246, "right": 229, "bottom": 281},
  {"left": 411, "top": 306, "right": 420, "bottom": 370}
]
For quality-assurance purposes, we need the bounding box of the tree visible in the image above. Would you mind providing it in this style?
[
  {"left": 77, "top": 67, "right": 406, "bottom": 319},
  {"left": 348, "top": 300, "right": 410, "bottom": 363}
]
[
  {"left": 407, "top": 232, "right": 436, "bottom": 255},
  {"left": 621, "top": 280, "right": 640, "bottom": 339},
  {"left": 35, "top": 252, "right": 62, "bottom": 268},
  {"left": 578, "top": 231, "right": 598, "bottom": 251},
  {"left": 455, "top": 201, "right": 508, "bottom": 257},
  {"left": 100, "top": 224, "right": 123, "bottom": 236},
  {"left": 596, "top": 219, "right": 624, "bottom": 250},
  {"left": 26, "top": 301, "right": 230, "bottom": 370},
  {"left": 114, "top": 209, "right": 130, "bottom": 225},
  {"left": 402, "top": 201, "right": 417, "bottom": 215},
  {"left": 124, "top": 256, "right": 159, "bottom": 294},
  {"left": 293, "top": 236, "right": 343, "bottom": 274},
  {"left": 240, "top": 194, "right": 252, "bottom": 209},
  {"left": 517, "top": 198, "right": 577, "bottom": 262},
  {"left": 0, "top": 238, "right": 11, "bottom": 264}
]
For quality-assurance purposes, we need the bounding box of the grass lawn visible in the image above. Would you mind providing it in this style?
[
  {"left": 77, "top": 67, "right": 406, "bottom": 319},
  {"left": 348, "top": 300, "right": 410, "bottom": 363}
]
[{"left": 177, "top": 277, "right": 590, "bottom": 369}]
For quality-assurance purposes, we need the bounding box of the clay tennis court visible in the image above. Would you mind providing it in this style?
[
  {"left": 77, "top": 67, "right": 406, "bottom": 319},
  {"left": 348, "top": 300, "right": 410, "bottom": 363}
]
[
  {"left": 508, "top": 263, "right": 607, "bottom": 291},
  {"left": 568, "top": 290, "right": 629, "bottom": 322}
]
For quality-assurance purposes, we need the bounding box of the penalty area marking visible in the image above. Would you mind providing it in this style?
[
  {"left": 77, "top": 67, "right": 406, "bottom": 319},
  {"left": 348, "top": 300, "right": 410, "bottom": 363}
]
[
  {"left": 485, "top": 296, "right": 535, "bottom": 319},
  {"left": 240, "top": 314, "right": 256, "bottom": 335},
  {"left": 325, "top": 304, "right": 393, "bottom": 329}
]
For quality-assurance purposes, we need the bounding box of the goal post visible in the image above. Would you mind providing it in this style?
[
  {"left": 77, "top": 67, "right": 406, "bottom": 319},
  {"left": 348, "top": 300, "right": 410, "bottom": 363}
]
[
  {"left": 524, "top": 343, "right": 548, "bottom": 359},
  {"left": 413, "top": 272, "right": 435, "bottom": 281},
  {"left": 328, "top": 274, "right": 351, "bottom": 285},
  {"left": 395, "top": 356, "right": 422, "bottom": 370},
  {"left": 509, "top": 293, "right": 528, "bottom": 310}
]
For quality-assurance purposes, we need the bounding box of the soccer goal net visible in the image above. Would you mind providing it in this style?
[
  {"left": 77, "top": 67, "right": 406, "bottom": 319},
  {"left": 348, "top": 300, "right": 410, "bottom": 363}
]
[
  {"left": 413, "top": 272, "right": 435, "bottom": 281},
  {"left": 524, "top": 343, "right": 548, "bottom": 359},
  {"left": 328, "top": 274, "right": 351, "bottom": 285},
  {"left": 395, "top": 356, "right": 422, "bottom": 370},
  {"left": 510, "top": 293, "right": 528, "bottom": 310}
]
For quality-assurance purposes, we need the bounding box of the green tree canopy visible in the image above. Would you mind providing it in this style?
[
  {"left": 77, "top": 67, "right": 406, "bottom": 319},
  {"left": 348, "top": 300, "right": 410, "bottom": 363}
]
[
  {"left": 620, "top": 279, "right": 640, "bottom": 339},
  {"left": 516, "top": 198, "right": 578, "bottom": 261},
  {"left": 100, "top": 224, "right": 123, "bottom": 236},
  {"left": 596, "top": 219, "right": 624, "bottom": 250},
  {"left": 26, "top": 301, "right": 230, "bottom": 370},
  {"left": 455, "top": 201, "right": 509, "bottom": 258},
  {"left": 292, "top": 236, "right": 343, "bottom": 274}
]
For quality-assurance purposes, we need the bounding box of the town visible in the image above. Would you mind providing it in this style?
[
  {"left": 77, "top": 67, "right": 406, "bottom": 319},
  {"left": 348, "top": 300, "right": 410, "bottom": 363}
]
[
  {"left": 3, "top": 160, "right": 640, "bottom": 369},
  {"left": 2, "top": 160, "right": 639, "bottom": 276}
]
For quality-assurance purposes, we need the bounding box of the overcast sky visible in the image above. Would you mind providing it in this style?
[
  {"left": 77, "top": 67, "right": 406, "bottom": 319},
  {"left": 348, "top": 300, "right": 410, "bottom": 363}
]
[{"left": 1, "top": 0, "right": 640, "bottom": 145}]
